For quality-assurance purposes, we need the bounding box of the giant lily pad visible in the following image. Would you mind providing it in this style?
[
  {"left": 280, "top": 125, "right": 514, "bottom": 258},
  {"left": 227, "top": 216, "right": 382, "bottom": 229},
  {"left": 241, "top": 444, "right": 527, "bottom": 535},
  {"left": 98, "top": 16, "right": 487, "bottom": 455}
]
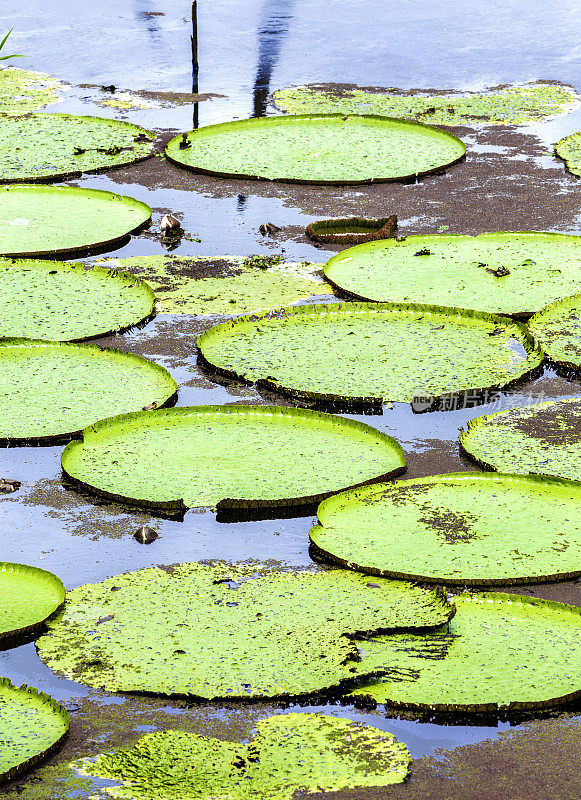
[
  {"left": 0, "top": 113, "right": 154, "bottom": 183},
  {"left": 75, "top": 714, "right": 410, "bottom": 800},
  {"left": 0, "top": 562, "right": 65, "bottom": 640},
  {"left": 60, "top": 405, "right": 405, "bottom": 511},
  {"left": 36, "top": 561, "right": 452, "bottom": 699},
  {"left": 165, "top": 114, "right": 466, "bottom": 184},
  {"left": 349, "top": 593, "right": 581, "bottom": 712},
  {"left": 555, "top": 130, "right": 581, "bottom": 177},
  {"left": 528, "top": 294, "right": 581, "bottom": 368},
  {"left": 0, "top": 679, "right": 69, "bottom": 783},
  {"left": 310, "top": 473, "right": 581, "bottom": 585},
  {"left": 0, "top": 339, "right": 177, "bottom": 443},
  {"left": 459, "top": 398, "right": 581, "bottom": 481},
  {"left": 0, "top": 68, "right": 62, "bottom": 114},
  {"left": 197, "top": 302, "right": 543, "bottom": 405},
  {"left": 324, "top": 232, "right": 581, "bottom": 316},
  {"left": 0, "top": 258, "right": 155, "bottom": 341},
  {"left": 0, "top": 185, "right": 151, "bottom": 258}
]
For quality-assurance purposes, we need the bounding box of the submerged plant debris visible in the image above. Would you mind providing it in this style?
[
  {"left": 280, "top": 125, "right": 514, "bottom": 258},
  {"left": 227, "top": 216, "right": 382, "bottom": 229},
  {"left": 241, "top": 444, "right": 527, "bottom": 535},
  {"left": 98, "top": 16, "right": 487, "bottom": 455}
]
[
  {"left": 528, "top": 294, "right": 581, "bottom": 368},
  {"left": 555, "top": 130, "right": 581, "bottom": 177},
  {"left": 0, "top": 562, "right": 65, "bottom": 640},
  {"left": 75, "top": 714, "right": 411, "bottom": 799},
  {"left": 36, "top": 561, "right": 451, "bottom": 699},
  {"left": 0, "top": 67, "right": 62, "bottom": 114}
]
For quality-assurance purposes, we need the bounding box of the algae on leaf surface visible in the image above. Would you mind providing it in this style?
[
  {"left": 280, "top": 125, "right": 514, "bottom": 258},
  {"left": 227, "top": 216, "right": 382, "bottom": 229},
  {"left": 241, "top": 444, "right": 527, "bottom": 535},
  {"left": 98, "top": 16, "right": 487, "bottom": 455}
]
[
  {"left": 555, "top": 130, "right": 581, "bottom": 177},
  {"left": 528, "top": 294, "right": 581, "bottom": 369},
  {"left": 0, "top": 68, "right": 62, "bottom": 114},
  {"left": 36, "top": 561, "right": 452, "bottom": 699},
  {"left": 0, "top": 562, "right": 65, "bottom": 640}
]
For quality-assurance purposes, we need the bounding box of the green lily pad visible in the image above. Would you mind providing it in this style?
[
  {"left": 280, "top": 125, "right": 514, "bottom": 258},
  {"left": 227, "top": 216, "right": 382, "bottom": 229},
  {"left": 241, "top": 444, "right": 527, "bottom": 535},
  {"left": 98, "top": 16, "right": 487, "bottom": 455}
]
[
  {"left": 165, "top": 114, "right": 466, "bottom": 184},
  {"left": 555, "top": 130, "right": 581, "bottom": 177},
  {"left": 75, "top": 713, "right": 410, "bottom": 800},
  {"left": 197, "top": 302, "right": 543, "bottom": 405},
  {"left": 0, "top": 562, "right": 65, "bottom": 640},
  {"left": 0, "top": 185, "right": 151, "bottom": 258},
  {"left": 36, "top": 561, "right": 451, "bottom": 699},
  {"left": 0, "top": 258, "right": 155, "bottom": 341},
  {"left": 0, "top": 339, "right": 177, "bottom": 443},
  {"left": 306, "top": 215, "right": 397, "bottom": 245},
  {"left": 528, "top": 294, "right": 581, "bottom": 369},
  {"left": 310, "top": 473, "right": 581, "bottom": 585},
  {"left": 100, "top": 255, "right": 333, "bottom": 316},
  {"left": 0, "top": 679, "right": 69, "bottom": 783},
  {"left": 324, "top": 232, "right": 581, "bottom": 316},
  {"left": 0, "top": 68, "right": 62, "bottom": 114},
  {"left": 0, "top": 113, "right": 154, "bottom": 183},
  {"left": 60, "top": 405, "right": 405, "bottom": 511},
  {"left": 349, "top": 593, "right": 581, "bottom": 712},
  {"left": 273, "top": 83, "right": 579, "bottom": 126}
]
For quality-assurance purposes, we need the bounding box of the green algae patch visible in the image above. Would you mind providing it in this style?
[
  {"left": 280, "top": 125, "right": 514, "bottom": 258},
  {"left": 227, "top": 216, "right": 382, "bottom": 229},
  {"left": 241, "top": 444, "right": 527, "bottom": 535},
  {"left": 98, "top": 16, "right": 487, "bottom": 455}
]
[
  {"left": 310, "top": 473, "right": 581, "bottom": 586},
  {"left": 324, "top": 232, "right": 581, "bottom": 316},
  {"left": 349, "top": 593, "right": 581, "bottom": 712},
  {"left": 0, "top": 68, "right": 62, "bottom": 114},
  {"left": 0, "top": 114, "right": 154, "bottom": 183},
  {"left": 0, "top": 339, "right": 177, "bottom": 443},
  {"left": 166, "top": 114, "right": 466, "bottom": 184},
  {"left": 100, "top": 255, "right": 333, "bottom": 316},
  {"left": 60, "top": 405, "right": 405, "bottom": 511},
  {"left": 0, "top": 679, "right": 69, "bottom": 783},
  {"left": 555, "top": 130, "right": 581, "bottom": 177},
  {"left": 197, "top": 302, "right": 543, "bottom": 405},
  {"left": 0, "top": 562, "right": 65, "bottom": 640},
  {"left": 0, "top": 185, "right": 151, "bottom": 258},
  {"left": 528, "top": 294, "right": 581, "bottom": 369},
  {"left": 36, "top": 561, "right": 451, "bottom": 700},
  {"left": 273, "top": 83, "right": 579, "bottom": 126},
  {"left": 0, "top": 258, "right": 155, "bottom": 341},
  {"left": 459, "top": 398, "right": 581, "bottom": 481},
  {"left": 76, "top": 714, "right": 410, "bottom": 799}
]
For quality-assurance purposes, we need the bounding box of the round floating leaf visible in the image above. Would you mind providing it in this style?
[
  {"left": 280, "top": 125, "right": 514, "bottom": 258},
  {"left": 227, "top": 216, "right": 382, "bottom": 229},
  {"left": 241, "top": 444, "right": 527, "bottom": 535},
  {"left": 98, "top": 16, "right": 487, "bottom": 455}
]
[
  {"left": 0, "top": 68, "right": 62, "bottom": 114},
  {"left": 76, "top": 714, "right": 410, "bottom": 800},
  {"left": 197, "top": 302, "right": 543, "bottom": 404},
  {"left": 0, "top": 185, "right": 151, "bottom": 258},
  {"left": 459, "top": 398, "right": 581, "bottom": 481},
  {"left": 310, "top": 473, "right": 581, "bottom": 585},
  {"left": 0, "top": 113, "right": 154, "bottom": 183},
  {"left": 0, "top": 679, "right": 69, "bottom": 783},
  {"left": 555, "top": 130, "right": 581, "bottom": 177},
  {"left": 36, "top": 562, "right": 451, "bottom": 699},
  {"left": 61, "top": 405, "right": 405, "bottom": 511},
  {"left": 324, "top": 232, "right": 581, "bottom": 316},
  {"left": 528, "top": 294, "right": 581, "bottom": 368},
  {"left": 0, "top": 562, "right": 65, "bottom": 640},
  {"left": 349, "top": 593, "right": 581, "bottom": 712},
  {"left": 0, "top": 258, "right": 155, "bottom": 341},
  {"left": 165, "top": 114, "right": 466, "bottom": 184},
  {"left": 0, "top": 339, "right": 177, "bottom": 443}
]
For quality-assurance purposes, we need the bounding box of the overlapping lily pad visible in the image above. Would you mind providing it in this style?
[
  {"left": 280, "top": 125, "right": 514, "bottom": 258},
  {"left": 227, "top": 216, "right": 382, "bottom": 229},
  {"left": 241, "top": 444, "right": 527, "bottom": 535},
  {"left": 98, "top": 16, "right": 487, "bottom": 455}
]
[
  {"left": 197, "top": 302, "right": 543, "bottom": 404},
  {"left": 165, "top": 114, "right": 466, "bottom": 184},
  {"left": 0, "top": 68, "right": 62, "bottom": 114},
  {"left": 0, "top": 185, "right": 151, "bottom": 258},
  {"left": 459, "top": 398, "right": 581, "bottom": 481},
  {"left": 0, "top": 563, "right": 65, "bottom": 640},
  {"left": 0, "top": 339, "right": 177, "bottom": 443},
  {"left": 0, "top": 258, "right": 155, "bottom": 341},
  {"left": 61, "top": 405, "right": 405, "bottom": 511},
  {"left": 324, "top": 232, "right": 581, "bottom": 316},
  {"left": 36, "top": 561, "right": 451, "bottom": 699},
  {"left": 555, "top": 130, "right": 581, "bottom": 177},
  {"left": 0, "top": 114, "right": 154, "bottom": 183},
  {"left": 0, "top": 679, "right": 69, "bottom": 783},
  {"left": 310, "top": 473, "right": 581, "bottom": 585},
  {"left": 75, "top": 714, "right": 410, "bottom": 799},
  {"left": 528, "top": 294, "right": 581, "bottom": 368},
  {"left": 348, "top": 593, "right": 581, "bottom": 712}
]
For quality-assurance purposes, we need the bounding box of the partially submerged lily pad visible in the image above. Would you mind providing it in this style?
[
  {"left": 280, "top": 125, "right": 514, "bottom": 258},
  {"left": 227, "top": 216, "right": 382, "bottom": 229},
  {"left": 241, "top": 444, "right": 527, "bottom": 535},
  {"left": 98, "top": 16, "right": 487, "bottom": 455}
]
[
  {"left": 324, "top": 232, "right": 581, "bottom": 316},
  {"left": 528, "top": 294, "right": 581, "bottom": 368},
  {"left": 306, "top": 214, "right": 397, "bottom": 244},
  {"left": 0, "top": 562, "right": 65, "bottom": 640},
  {"left": 459, "top": 398, "right": 581, "bottom": 481},
  {"left": 0, "top": 68, "right": 62, "bottom": 114},
  {"left": 165, "top": 114, "right": 466, "bottom": 184},
  {"left": 60, "top": 405, "right": 406, "bottom": 511},
  {"left": 36, "top": 561, "right": 451, "bottom": 699},
  {"left": 0, "top": 679, "right": 69, "bottom": 783},
  {"left": 349, "top": 593, "right": 581, "bottom": 712},
  {"left": 197, "top": 302, "right": 543, "bottom": 405},
  {"left": 0, "top": 185, "right": 151, "bottom": 258},
  {"left": 555, "top": 130, "right": 581, "bottom": 177},
  {"left": 0, "top": 258, "right": 155, "bottom": 341},
  {"left": 310, "top": 473, "right": 581, "bottom": 585},
  {"left": 75, "top": 714, "right": 410, "bottom": 799},
  {"left": 0, "top": 339, "right": 177, "bottom": 443},
  {"left": 273, "top": 82, "right": 579, "bottom": 126},
  {"left": 0, "top": 114, "right": 154, "bottom": 183}
]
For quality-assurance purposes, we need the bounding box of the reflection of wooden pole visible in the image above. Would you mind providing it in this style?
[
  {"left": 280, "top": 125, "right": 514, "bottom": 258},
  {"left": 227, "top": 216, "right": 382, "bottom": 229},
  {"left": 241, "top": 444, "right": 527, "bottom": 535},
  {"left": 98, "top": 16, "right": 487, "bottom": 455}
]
[{"left": 191, "top": 0, "right": 199, "bottom": 128}]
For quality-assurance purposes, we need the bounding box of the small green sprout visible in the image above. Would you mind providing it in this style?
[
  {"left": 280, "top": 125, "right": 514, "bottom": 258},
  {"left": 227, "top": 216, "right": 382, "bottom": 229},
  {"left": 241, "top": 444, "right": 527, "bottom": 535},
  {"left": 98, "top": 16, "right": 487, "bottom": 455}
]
[{"left": 0, "top": 30, "right": 24, "bottom": 63}]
